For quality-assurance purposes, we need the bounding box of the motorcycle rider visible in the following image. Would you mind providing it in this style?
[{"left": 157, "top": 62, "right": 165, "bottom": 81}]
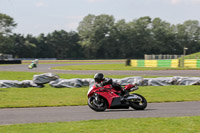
[
  {"left": 29, "top": 59, "right": 38, "bottom": 69},
  {"left": 94, "top": 73, "right": 128, "bottom": 97}
]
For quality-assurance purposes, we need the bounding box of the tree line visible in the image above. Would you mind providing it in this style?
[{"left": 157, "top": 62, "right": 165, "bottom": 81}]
[{"left": 0, "top": 13, "right": 200, "bottom": 59}]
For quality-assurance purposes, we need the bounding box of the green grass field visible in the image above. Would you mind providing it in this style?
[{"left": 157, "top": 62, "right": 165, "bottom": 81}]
[
  {"left": 0, "top": 85, "right": 200, "bottom": 108},
  {"left": 0, "top": 71, "right": 200, "bottom": 108},
  {"left": 0, "top": 71, "right": 157, "bottom": 80},
  {"left": 0, "top": 116, "right": 199, "bottom": 133},
  {"left": 180, "top": 52, "right": 200, "bottom": 60},
  {"left": 0, "top": 70, "right": 200, "bottom": 132},
  {"left": 22, "top": 59, "right": 125, "bottom": 64},
  {"left": 0, "top": 71, "right": 93, "bottom": 80},
  {"left": 0, "top": 86, "right": 200, "bottom": 108}
]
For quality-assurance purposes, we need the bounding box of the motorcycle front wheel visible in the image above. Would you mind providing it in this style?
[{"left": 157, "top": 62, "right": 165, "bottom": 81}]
[
  {"left": 88, "top": 96, "right": 108, "bottom": 112},
  {"left": 129, "top": 93, "right": 147, "bottom": 110},
  {"left": 28, "top": 65, "right": 33, "bottom": 69}
]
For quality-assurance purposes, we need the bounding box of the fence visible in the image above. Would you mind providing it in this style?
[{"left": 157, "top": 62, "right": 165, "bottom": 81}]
[
  {"left": 0, "top": 54, "right": 13, "bottom": 60},
  {"left": 144, "top": 54, "right": 182, "bottom": 60}
]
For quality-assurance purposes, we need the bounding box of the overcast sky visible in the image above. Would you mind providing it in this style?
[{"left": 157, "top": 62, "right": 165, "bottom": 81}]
[{"left": 1, "top": 0, "right": 200, "bottom": 36}]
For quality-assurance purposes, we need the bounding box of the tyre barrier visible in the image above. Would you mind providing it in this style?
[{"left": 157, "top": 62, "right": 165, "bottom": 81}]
[
  {"left": 0, "top": 60, "right": 22, "bottom": 64},
  {"left": 1, "top": 73, "right": 200, "bottom": 88}
]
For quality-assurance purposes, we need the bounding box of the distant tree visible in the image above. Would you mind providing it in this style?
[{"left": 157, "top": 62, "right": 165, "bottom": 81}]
[
  {"left": 2, "top": 13, "right": 200, "bottom": 59},
  {"left": 0, "top": 35, "right": 14, "bottom": 54},
  {"left": 151, "top": 18, "right": 177, "bottom": 54},
  {"left": 127, "top": 16, "right": 152, "bottom": 58},
  {"left": 111, "top": 19, "right": 132, "bottom": 58},
  {"left": 35, "top": 33, "right": 54, "bottom": 58},
  {"left": 0, "top": 13, "right": 17, "bottom": 36},
  {"left": 0, "top": 13, "right": 17, "bottom": 54},
  {"left": 9, "top": 34, "right": 37, "bottom": 58},
  {"left": 46, "top": 30, "right": 82, "bottom": 59},
  {"left": 175, "top": 20, "right": 200, "bottom": 54},
  {"left": 78, "top": 14, "right": 115, "bottom": 58}
]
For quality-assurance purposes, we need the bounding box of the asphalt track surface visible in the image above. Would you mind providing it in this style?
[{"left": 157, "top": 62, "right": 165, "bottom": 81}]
[
  {"left": 0, "top": 102, "right": 200, "bottom": 125},
  {"left": 0, "top": 63, "right": 200, "bottom": 125}
]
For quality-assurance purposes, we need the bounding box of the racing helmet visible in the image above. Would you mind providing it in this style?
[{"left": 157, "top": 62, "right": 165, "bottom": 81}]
[{"left": 94, "top": 73, "right": 104, "bottom": 83}]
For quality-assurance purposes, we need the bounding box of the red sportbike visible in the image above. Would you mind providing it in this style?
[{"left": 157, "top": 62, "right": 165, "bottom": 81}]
[{"left": 87, "top": 83, "right": 147, "bottom": 112}]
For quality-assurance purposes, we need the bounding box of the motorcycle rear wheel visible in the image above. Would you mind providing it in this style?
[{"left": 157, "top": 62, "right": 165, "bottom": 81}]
[
  {"left": 88, "top": 96, "right": 108, "bottom": 112},
  {"left": 129, "top": 93, "right": 147, "bottom": 110}
]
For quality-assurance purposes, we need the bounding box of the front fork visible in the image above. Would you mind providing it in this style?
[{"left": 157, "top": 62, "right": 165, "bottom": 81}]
[
  {"left": 93, "top": 93, "right": 103, "bottom": 107},
  {"left": 94, "top": 93, "right": 100, "bottom": 101}
]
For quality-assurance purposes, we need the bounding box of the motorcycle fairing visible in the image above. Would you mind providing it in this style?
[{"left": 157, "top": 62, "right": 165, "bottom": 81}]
[
  {"left": 95, "top": 90, "right": 119, "bottom": 108},
  {"left": 88, "top": 84, "right": 131, "bottom": 109},
  {"left": 110, "top": 97, "right": 129, "bottom": 109}
]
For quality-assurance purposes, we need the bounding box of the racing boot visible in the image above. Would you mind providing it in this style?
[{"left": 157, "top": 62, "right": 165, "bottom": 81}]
[
  {"left": 120, "top": 88, "right": 129, "bottom": 101},
  {"left": 122, "top": 88, "right": 129, "bottom": 97}
]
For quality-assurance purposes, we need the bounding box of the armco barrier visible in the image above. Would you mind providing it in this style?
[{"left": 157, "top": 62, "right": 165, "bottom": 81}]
[
  {"left": 131, "top": 59, "right": 179, "bottom": 68},
  {"left": 184, "top": 59, "right": 200, "bottom": 68}
]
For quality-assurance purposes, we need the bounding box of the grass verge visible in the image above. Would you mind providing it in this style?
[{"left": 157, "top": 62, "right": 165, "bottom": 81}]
[
  {"left": 0, "top": 85, "right": 200, "bottom": 108},
  {"left": 22, "top": 59, "right": 125, "bottom": 64},
  {"left": 0, "top": 71, "right": 200, "bottom": 108},
  {"left": 0, "top": 71, "right": 124, "bottom": 80},
  {"left": 52, "top": 64, "right": 200, "bottom": 70},
  {"left": 0, "top": 71, "right": 160, "bottom": 80},
  {"left": 0, "top": 116, "right": 200, "bottom": 133}
]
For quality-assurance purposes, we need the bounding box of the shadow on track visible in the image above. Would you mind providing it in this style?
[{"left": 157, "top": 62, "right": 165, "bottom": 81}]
[{"left": 104, "top": 109, "right": 156, "bottom": 112}]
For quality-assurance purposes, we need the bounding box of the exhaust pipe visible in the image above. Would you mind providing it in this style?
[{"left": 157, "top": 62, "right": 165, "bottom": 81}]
[
  {"left": 130, "top": 86, "right": 138, "bottom": 91},
  {"left": 125, "top": 95, "right": 142, "bottom": 101}
]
